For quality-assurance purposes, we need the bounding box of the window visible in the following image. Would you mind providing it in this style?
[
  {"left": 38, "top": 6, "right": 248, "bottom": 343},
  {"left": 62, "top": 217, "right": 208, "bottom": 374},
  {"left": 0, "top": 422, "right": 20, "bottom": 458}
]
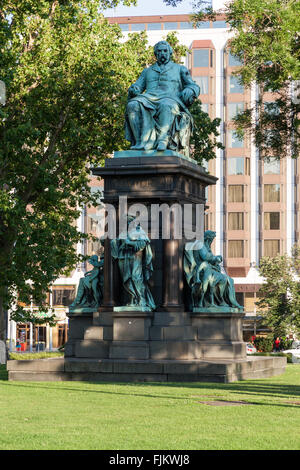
[
  {"left": 193, "top": 49, "right": 209, "bottom": 67},
  {"left": 228, "top": 50, "right": 243, "bottom": 66},
  {"left": 164, "top": 22, "right": 177, "bottom": 30},
  {"left": 227, "top": 157, "right": 245, "bottom": 175},
  {"left": 90, "top": 185, "right": 103, "bottom": 200},
  {"left": 180, "top": 22, "right": 193, "bottom": 29},
  {"left": 88, "top": 214, "right": 100, "bottom": 233},
  {"left": 193, "top": 76, "right": 209, "bottom": 94},
  {"left": 213, "top": 20, "right": 227, "bottom": 28},
  {"left": 53, "top": 287, "right": 76, "bottom": 306},
  {"left": 131, "top": 23, "right": 145, "bottom": 31},
  {"left": 228, "top": 102, "right": 244, "bottom": 120},
  {"left": 147, "top": 23, "right": 162, "bottom": 30},
  {"left": 264, "top": 129, "right": 277, "bottom": 146},
  {"left": 119, "top": 24, "right": 129, "bottom": 31},
  {"left": 228, "top": 212, "right": 244, "bottom": 230},
  {"left": 32, "top": 294, "right": 49, "bottom": 307},
  {"left": 264, "top": 184, "right": 280, "bottom": 202},
  {"left": 228, "top": 185, "right": 244, "bottom": 202},
  {"left": 264, "top": 240, "right": 280, "bottom": 257},
  {"left": 204, "top": 212, "right": 213, "bottom": 231},
  {"left": 202, "top": 160, "right": 209, "bottom": 171},
  {"left": 264, "top": 101, "right": 280, "bottom": 116},
  {"left": 197, "top": 21, "right": 210, "bottom": 29},
  {"left": 245, "top": 157, "right": 250, "bottom": 175},
  {"left": 264, "top": 212, "right": 280, "bottom": 230},
  {"left": 245, "top": 293, "right": 255, "bottom": 313},
  {"left": 263, "top": 158, "right": 280, "bottom": 174},
  {"left": 229, "top": 75, "right": 244, "bottom": 93},
  {"left": 228, "top": 130, "right": 244, "bottom": 148},
  {"left": 227, "top": 157, "right": 249, "bottom": 175},
  {"left": 263, "top": 79, "right": 279, "bottom": 93},
  {"left": 201, "top": 103, "right": 209, "bottom": 114},
  {"left": 228, "top": 240, "right": 244, "bottom": 257}
]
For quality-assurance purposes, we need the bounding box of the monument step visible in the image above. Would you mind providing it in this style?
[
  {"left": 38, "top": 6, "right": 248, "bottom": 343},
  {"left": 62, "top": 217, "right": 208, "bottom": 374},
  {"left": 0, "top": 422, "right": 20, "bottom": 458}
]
[{"left": 7, "top": 356, "right": 287, "bottom": 383}]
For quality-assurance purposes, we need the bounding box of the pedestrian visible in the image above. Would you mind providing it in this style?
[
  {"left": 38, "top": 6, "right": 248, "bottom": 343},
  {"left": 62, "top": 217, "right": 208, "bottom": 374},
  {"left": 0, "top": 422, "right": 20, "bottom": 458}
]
[
  {"left": 274, "top": 337, "right": 280, "bottom": 352},
  {"left": 16, "top": 338, "right": 21, "bottom": 353}
]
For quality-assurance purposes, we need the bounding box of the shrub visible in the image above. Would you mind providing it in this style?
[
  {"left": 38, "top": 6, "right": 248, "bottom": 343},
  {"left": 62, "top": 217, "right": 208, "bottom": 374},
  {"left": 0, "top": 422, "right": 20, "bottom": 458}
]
[
  {"left": 280, "top": 337, "right": 294, "bottom": 350},
  {"left": 253, "top": 336, "right": 274, "bottom": 352}
]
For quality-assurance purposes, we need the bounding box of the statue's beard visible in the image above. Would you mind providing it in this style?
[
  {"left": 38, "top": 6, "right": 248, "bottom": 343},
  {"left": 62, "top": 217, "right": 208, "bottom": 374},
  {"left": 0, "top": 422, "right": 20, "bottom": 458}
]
[{"left": 157, "top": 56, "right": 169, "bottom": 65}]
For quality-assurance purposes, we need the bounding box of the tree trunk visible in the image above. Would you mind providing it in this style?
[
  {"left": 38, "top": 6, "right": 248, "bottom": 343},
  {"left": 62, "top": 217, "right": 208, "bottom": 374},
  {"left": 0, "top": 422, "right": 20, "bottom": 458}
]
[
  {"left": 0, "top": 292, "right": 7, "bottom": 343},
  {"left": 0, "top": 234, "right": 17, "bottom": 349},
  {"left": 0, "top": 293, "right": 9, "bottom": 362}
]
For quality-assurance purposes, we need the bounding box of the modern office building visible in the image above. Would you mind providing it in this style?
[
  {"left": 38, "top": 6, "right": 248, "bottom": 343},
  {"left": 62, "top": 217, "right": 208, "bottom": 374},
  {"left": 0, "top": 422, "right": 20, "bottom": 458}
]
[{"left": 7, "top": 3, "right": 299, "bottom": 349}]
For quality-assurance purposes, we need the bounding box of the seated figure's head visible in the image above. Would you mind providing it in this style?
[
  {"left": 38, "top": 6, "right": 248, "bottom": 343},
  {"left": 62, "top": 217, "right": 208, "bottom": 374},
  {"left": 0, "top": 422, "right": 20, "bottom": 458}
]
[
  {"left": 154, "top": 41, "right": 173, "bottom": 65},
  {"left": 89, "top": 255, "right": 99, "bottom": 266},
  {"left": 204, "top": 230, "right": 216, "bottom": 246},
  {"left": 204, "top": 230, "right": 216, "bottom": 240}
]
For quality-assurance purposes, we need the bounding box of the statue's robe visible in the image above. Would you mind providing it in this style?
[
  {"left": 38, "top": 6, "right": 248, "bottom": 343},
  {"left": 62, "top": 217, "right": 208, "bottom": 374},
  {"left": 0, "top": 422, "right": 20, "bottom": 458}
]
[
  {"left": 184, "top": 241, "right": 242, "bottom": 309},
  {"left": 125, "top": 61, "right": 200, "bottom": 156},
  {"left": 111, "top": 228, "right": 156, "bottom": 310}
]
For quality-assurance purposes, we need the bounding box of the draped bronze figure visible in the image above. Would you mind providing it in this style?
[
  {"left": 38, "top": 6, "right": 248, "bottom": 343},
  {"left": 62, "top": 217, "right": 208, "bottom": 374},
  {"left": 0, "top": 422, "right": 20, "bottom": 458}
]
[
  {"left": 111, "top": 217, "right": 156, "bottom": 311},
  {"left": 69, "top": 254, "right": 104, "bottom": 311},
  {"left": 184, "top": 231, "right": 243, "bottom": 311}
]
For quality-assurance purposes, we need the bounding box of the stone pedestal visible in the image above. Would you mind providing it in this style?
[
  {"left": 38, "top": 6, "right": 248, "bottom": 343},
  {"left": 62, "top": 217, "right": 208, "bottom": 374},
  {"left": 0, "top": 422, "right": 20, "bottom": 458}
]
[
  {"left": 109, "top": 310, "right": 153, "bottom": 360},
  {"left": 58, "top": 152, "right": 286, "bottom": 383}
]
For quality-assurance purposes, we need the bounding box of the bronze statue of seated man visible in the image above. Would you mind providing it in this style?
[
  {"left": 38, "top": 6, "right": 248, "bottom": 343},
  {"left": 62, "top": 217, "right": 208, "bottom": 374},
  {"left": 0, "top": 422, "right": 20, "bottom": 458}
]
[{"left": 125, "top": 41, "right": 200, "bottom": 157}]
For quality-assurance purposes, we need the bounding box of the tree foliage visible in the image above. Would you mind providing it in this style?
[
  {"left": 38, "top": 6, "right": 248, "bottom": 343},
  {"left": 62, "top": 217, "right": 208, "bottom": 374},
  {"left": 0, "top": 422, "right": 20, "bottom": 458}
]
[
  {"left": 256, "top": 245, "right": 300, "bottom": 337},
  {"left": 164, "top": 0, "right": 300, "bottom": 160},
  {"left": 227, "top": 0, "right": 300, "bottom": 160},
  {"left": 160, "top": 31, "right": 224, "bottom": 165},
  {"left": 0, "top": 0, "right": 149, "bottom": 336}
]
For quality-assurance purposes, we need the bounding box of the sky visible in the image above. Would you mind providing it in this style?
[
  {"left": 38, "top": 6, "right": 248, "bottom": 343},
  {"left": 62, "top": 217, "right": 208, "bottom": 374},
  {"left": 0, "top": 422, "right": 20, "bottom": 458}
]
[{"left": 103, "top": 0, "right": 195, "bottom": 17}]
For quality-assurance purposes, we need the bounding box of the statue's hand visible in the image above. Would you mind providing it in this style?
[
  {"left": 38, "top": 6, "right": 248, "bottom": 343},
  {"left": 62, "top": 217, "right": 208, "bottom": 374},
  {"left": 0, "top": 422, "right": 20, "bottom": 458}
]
[
  {"left": 180, "top": 88, "right": 195, "bottom": 106},
  {"left": 128, "top": 84, "right": 140, "bottom": 98}
]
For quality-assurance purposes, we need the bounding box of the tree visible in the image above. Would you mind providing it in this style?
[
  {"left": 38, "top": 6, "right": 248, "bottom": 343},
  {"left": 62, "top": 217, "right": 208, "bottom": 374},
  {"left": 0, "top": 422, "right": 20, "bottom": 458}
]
[
  {"left": 256, "top": 245, "right": 300, "bottom": 337},
  {"left": 227, "top": 0, "right": 300, "bottom": 160},
  {"left": 164, "top": 0, "right": 300, "bottom": 160},
  {"left": 0, "top": 0, "right": 149, "bottom": 341},
  {"left": 0, "top": 0, "right": 222, "bottom": 343},
  {"left": 158, "top": 31, "right": 224, "bottom": 165}
]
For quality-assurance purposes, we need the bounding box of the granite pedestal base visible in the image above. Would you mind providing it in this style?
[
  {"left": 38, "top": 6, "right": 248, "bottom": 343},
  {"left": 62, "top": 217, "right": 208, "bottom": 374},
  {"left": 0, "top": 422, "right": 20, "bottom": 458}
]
[
  {"left": 65, "top": 309, "right": 247, "bottom": 361},
  {"left": 5, "top": 307, "right": 282, "bottom": 383},
  {"left": 8, "top": 153, "right": 286, "bottom": 382},
  {"left": 7, "top": 356, "right": 287, "bottom": 383}
]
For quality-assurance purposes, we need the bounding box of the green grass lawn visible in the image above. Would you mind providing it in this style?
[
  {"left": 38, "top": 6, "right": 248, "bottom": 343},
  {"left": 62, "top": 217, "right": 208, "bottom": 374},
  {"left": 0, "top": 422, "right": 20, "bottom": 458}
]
[
  {"left": 9, "top": 351, "right": 64, "bottom": 360},
  {"left": 0, "top": 363, "right": 299, "bottom": 450}
]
